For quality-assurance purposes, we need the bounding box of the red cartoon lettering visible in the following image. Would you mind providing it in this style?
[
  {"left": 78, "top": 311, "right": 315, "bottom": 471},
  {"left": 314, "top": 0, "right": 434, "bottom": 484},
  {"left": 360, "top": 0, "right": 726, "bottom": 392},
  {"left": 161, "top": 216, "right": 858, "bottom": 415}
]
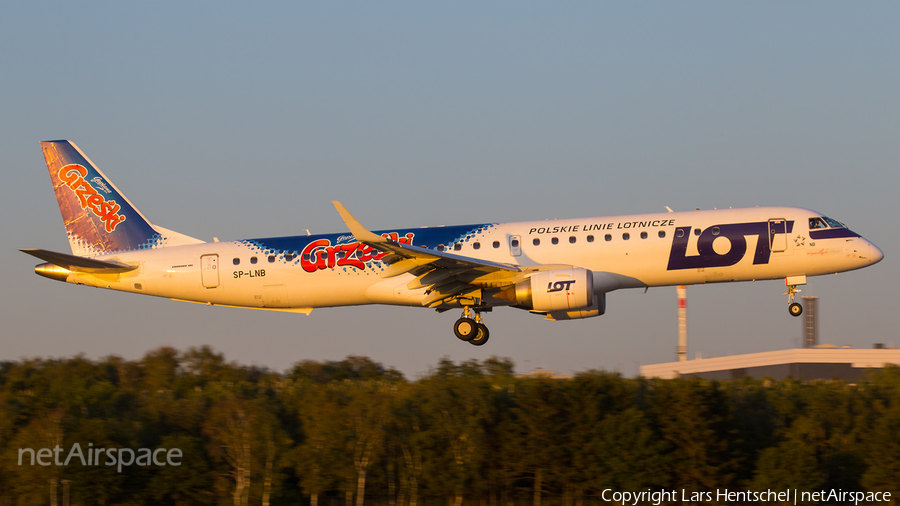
[
  {"left": 73, "top": 179, "right": 98, "bottom": 209},
  {"left": 301, "top": 239, "right": 330, "bottom": 272},
  {"left": 85, "top": 193, "right": 105, "bottom": 215},
  {"left": 101, "top": 201, "right": 126, "bottom": 232},
  {"left": 336, "top": 243, "right": 365, "bottom": 270},
  {"left": 58, "top": 164, "right": 88, "bottom": 186},
  {"left": 325, "top": 245, "right": 339, "bottom": 269},
  {"left": 357, "top": 244, "right": 375, "bottom": 263},
  {"left": 56, "top": 164, "right": 127, "bottom": 232},
  {"left": 300, "top": 233, "right": 414, "bottom": 273}
]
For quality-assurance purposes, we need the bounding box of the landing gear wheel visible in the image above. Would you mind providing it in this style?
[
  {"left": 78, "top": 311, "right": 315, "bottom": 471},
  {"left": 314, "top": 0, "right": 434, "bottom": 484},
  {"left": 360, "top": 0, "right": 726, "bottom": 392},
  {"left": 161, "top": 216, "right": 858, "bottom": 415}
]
[
  {"left": 469, "top": 324, "right": 490, "bottom": 346},
  {"left": 454, "top": 318, "right": 477, "bottom": 341},
  {"left": 784, "top": 281, "right": 804, "bottom": 317}
]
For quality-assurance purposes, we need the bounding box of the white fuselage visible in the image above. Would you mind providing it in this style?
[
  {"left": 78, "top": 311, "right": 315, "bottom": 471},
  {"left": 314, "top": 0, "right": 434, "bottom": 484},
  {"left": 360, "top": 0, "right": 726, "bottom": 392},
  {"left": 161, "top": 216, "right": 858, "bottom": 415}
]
[{"left": 56, "top": 206, "right": 882, "bottom": 313}]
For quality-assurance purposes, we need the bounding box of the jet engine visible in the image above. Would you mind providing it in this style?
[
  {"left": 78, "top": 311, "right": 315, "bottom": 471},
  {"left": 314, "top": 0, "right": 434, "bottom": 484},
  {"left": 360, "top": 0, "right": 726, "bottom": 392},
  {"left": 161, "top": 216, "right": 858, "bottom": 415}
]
[
  {"left": 545, "top": 293, "right": 606, "bottom": 320},
  {"left": 507, "top": 267, "right": 594, "bottom": 312}
]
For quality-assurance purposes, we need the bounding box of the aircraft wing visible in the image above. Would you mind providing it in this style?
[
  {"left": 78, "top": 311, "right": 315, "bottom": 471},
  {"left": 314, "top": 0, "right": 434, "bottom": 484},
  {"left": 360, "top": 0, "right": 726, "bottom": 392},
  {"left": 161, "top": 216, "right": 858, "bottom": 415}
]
[
  {"left": 20, "top": 248, "right": 138, "bottom": 273},
  {"left": 333, "top": 202, "right": 522, "bottom": 308}
]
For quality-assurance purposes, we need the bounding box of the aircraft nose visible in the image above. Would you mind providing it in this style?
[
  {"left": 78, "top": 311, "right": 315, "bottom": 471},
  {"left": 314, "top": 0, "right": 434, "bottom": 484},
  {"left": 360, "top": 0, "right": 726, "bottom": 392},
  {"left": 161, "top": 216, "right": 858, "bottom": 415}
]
[{"left": 865, "top": 240, "right": 884, "bottom": 265}]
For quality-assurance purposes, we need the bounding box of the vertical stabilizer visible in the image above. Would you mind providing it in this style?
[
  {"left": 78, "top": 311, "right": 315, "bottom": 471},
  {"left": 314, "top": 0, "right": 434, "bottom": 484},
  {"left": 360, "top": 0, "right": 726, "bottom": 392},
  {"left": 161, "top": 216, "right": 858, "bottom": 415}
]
[{"left": 40, "top": 140, "right": 202, "bottom": 256}]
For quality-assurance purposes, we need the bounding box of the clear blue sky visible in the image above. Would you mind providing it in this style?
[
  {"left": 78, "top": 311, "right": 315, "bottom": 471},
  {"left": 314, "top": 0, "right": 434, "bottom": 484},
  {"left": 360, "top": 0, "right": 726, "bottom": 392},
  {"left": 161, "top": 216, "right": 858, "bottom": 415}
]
[{"left": 2, "top": 1, "right": 897, "bottom": 377}]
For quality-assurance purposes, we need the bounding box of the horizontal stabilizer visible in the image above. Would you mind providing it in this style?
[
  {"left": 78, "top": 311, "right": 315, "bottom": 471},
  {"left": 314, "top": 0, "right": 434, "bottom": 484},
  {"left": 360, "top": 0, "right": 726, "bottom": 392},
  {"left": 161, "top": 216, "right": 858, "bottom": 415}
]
[{"left": 20, "top": 249, "right": 137, "bottom": 273}]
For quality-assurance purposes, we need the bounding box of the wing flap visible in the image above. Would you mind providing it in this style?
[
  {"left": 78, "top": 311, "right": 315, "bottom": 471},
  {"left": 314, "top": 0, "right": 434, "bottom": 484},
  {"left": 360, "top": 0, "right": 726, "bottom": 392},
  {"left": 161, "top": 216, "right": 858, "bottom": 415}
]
[
  {"left": 407, "top": 268, "right": 464, "bottom": 290},
  {"left": 421, "top": 281, "right": 476, "bottom": 307},
  {"left": 381, "top": 257, "right": 439, "bottom": 278}
]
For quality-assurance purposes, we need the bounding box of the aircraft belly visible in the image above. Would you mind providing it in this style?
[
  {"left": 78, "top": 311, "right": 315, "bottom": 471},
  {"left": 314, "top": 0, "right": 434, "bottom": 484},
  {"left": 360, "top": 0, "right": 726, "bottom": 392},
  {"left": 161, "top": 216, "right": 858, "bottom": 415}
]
[
  {"left": 147, "top": 264, "right": 384, "bottom": 309},
  {"left": 363, "top": 275, "right": 427, "bottom": 306},
  {"left": 261, "top": 284, "right": 289, "bottom": 308},
  {"left": 287, "top": 271, "right": 376, "bottom": 308}
]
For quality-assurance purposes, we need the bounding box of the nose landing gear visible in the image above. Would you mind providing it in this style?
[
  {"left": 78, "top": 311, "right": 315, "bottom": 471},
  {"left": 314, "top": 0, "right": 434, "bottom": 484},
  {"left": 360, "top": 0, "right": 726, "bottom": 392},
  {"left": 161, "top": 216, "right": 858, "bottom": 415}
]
[
  {"left": 785, "top": 284, "right": 803, "bottom": 317},
  {"left": 783, "top": 276, "right": 807, "bottom": 317},
  {"left": 453, "top": 307, "right": 490, "bottom": 346}
]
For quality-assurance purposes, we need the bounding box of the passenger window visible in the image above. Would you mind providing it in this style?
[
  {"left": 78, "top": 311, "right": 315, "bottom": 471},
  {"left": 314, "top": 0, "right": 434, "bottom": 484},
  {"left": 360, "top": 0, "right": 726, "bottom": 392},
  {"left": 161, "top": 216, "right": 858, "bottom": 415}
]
[
  {"left": 658, "top": 230, "right": 666, "bottom": 238},
  {"left": 250, "top": 257, "right": 258, "bottom": 264},
  {"left": 605, "top": 234, "right": 612, "bottom": 241},
  {"left": 454, "top": 243, "right": 462, "bottom": 251},
  {"left": 569, "top": 236, "right": 576, "bottom": 244},
  {"left": 712, "top": 227, "right": 720, "bottom": 236},
  {"left": 493, "top": 241, "right": 500, "bottom": 248},
  {"left": 551, "top": 237, "right": 559, "bottom": 245},
  {"left": 511, "top": 239, "right": 519, "bottom": 248},
  {"left": 587, "top": 235, "right": 594, "bottom": 243},
  {"left": 233, "top": 258, "right": 240, "bottom": 265},
  {"left": 533, "top": 238, "right": 541, "bottom": 246},
  {"left": 640, "top": 232, "right": 648, "bottom": 239},
  {"left": 623, "top": 233, "right": 630, "bottom": 240},
  {"left": 437, "top": 244, "right": 445, "bottom": 252},
  {"left": 284, "top": 254, "right": 293, "bottom": 261},
  {"left": 268, "top": 255, "right": 275, "bottom": 263},
  {"left": 473, "top": 242, "right": 480, "bottom": 250},
  {"left": 694, "top": 229, "right": 701, "bottom": 236},
  {"left": 676, "top": 229, "right": 685, "bottom": 238}
]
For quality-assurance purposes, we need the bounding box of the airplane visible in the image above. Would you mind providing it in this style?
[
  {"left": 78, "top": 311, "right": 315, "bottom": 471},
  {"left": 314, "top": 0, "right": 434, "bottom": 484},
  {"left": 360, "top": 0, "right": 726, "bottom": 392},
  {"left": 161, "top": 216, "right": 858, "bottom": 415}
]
[{"left": 22, "top": 140, "right": 884, "bottom": 346}]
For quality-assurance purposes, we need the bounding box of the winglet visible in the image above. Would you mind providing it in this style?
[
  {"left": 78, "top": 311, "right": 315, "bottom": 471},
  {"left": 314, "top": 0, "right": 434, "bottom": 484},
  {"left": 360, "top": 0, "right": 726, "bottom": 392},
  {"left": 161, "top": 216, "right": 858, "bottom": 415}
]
[{"left": 332, "top": 201, "right": 389, "bottom": 244}]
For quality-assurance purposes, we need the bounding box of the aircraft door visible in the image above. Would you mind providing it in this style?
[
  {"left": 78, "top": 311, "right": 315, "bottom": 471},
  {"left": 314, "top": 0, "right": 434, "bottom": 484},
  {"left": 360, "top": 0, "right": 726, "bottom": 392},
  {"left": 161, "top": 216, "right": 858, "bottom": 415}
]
[
  {"left": 201, "top": 254, "right": 219, "bottom": 288},
  {"left": 768, "top": 219, "right": 788, "bottom": 252},
  {"left": 508, "top": 235, "right": 522, "bottom": 256}
]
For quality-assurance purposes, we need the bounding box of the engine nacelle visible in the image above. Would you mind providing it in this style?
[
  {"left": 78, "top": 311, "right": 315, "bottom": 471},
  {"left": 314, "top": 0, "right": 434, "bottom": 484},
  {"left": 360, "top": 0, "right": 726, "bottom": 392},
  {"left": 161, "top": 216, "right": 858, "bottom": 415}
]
[
  {"left": 545, "top": 293, "right": 606, "bottom": 321},
  {"left": 513, "top": 267, "right": 594, "bottom": 312}
]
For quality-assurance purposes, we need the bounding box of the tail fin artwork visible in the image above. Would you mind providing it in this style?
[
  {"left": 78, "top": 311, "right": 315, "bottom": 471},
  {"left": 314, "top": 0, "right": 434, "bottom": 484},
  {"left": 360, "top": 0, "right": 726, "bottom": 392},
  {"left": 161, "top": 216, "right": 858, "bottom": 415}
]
[{"left": 40, "top": 140, "right": 203, "bottom": 256}]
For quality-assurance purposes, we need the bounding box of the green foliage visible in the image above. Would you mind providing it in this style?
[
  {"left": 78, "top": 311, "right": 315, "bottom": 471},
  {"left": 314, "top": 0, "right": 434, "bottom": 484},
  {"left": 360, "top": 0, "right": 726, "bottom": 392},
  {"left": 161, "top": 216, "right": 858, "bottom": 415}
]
[
  {"left": 590, "top": 407, "right": 671, "bottom": 489},
  {"left": 0, "top": 349, "right": 896, "bottom": 505},
  {"left": 749, "top": 439, "right": 823, "bottom": 495},
  {"left": 646, "top": 378, "right": 740, "bottom": 490},
  {"left": 861, "top": 414, "right": 900, "bottom": 494}
]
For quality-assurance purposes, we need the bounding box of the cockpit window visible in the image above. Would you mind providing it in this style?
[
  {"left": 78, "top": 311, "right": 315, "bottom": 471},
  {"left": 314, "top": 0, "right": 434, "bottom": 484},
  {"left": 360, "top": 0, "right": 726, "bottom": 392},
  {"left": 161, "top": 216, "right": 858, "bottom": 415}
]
[
  {"left": 809, "top": 218, "right": 827, "bottom": 229},
  {"left": 822, "top": 216, "right": 846, "bottom": 228}
]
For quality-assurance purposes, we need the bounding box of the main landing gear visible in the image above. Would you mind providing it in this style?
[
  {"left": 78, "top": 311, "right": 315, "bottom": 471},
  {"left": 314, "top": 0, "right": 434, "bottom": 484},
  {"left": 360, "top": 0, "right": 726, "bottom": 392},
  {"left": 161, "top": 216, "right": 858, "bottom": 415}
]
[{"left": 454, "top": 307, "right": 490, "bottom": 346}]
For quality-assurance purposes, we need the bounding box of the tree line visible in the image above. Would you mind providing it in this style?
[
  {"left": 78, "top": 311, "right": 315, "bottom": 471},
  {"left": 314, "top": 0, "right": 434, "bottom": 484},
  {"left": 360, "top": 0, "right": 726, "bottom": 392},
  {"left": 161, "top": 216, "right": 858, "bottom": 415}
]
[{"left": 0, "top": 346, "right": 899, "bottom": 506}]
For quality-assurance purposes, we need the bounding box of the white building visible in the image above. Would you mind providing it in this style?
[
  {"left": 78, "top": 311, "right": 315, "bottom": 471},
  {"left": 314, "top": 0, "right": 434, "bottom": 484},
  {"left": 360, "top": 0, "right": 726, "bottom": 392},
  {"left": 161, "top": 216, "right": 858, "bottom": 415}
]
[{"left": 640, "top": 345, "right": 900, "bottom": 381}]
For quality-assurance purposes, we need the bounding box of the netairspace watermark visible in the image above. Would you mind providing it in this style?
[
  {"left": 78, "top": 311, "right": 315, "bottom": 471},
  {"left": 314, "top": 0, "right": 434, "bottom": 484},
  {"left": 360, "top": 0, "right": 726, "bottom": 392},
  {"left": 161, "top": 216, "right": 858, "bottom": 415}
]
[
  {"left": 601, "top": 488, "right": 892, "bottom": 505},
  {"left": 18, "top": 443, "right": 182, "bottom": 473}
]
